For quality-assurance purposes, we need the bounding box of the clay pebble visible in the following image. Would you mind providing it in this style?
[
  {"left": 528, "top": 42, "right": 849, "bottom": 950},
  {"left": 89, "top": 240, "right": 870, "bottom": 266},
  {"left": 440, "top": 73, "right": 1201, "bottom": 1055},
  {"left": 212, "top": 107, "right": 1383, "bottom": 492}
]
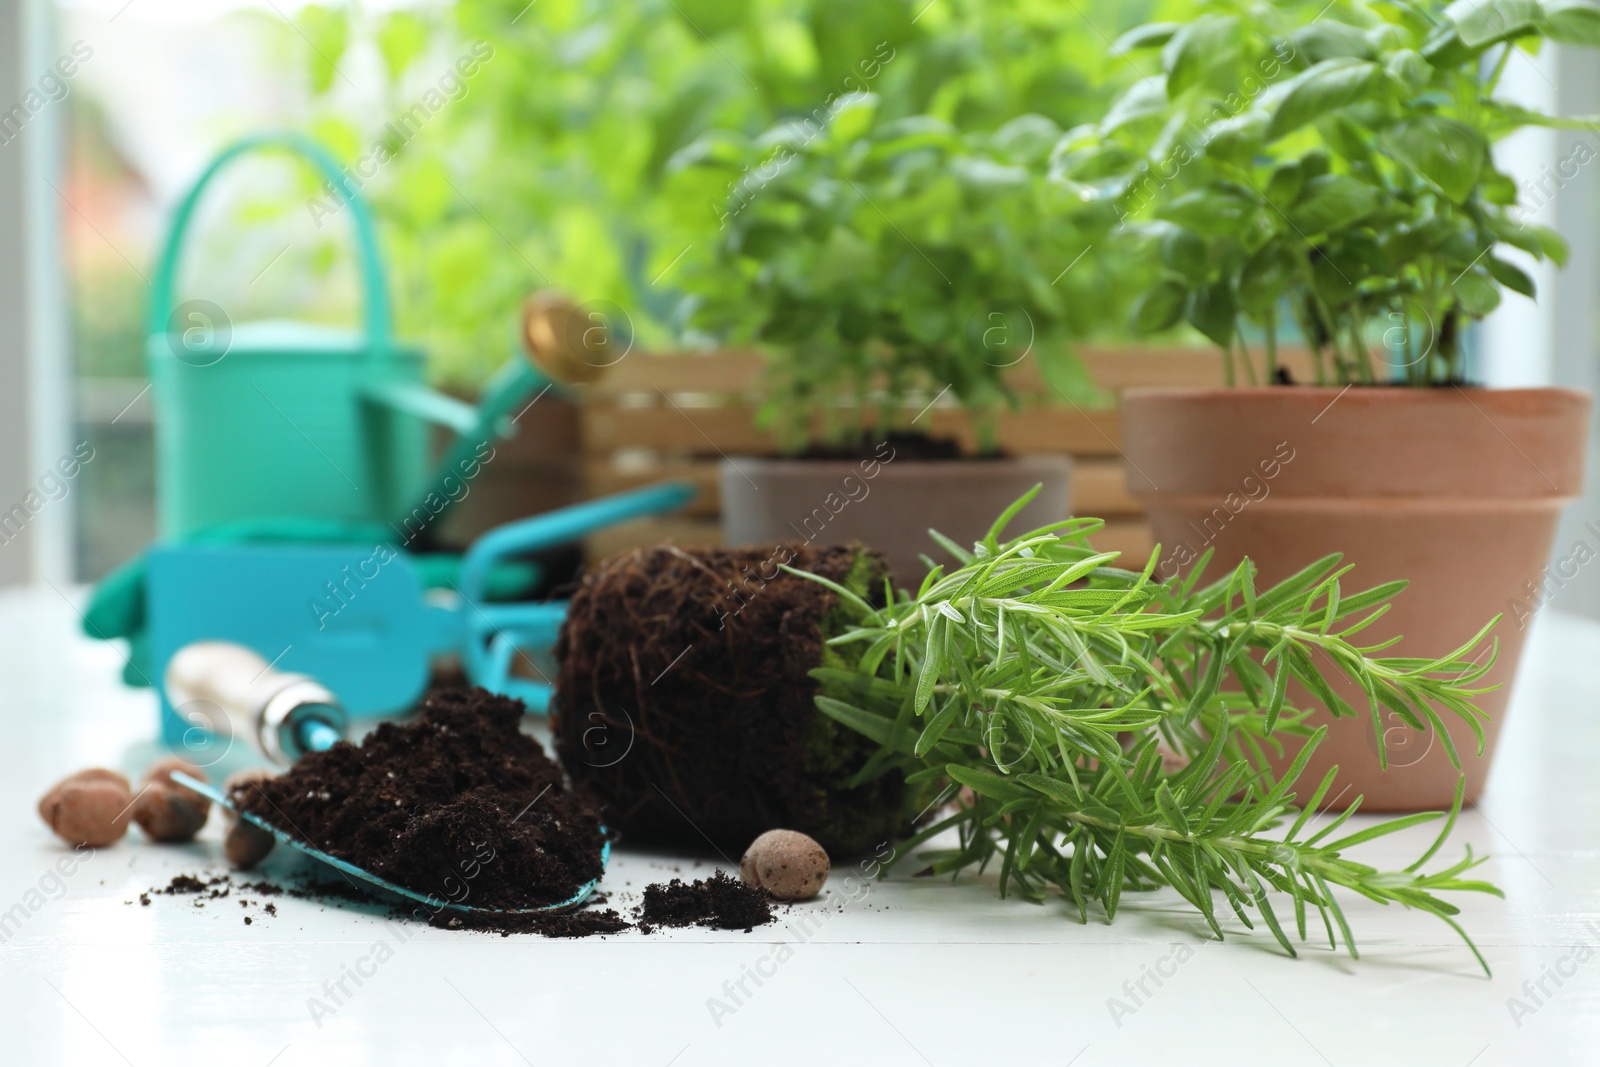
[
  {"left": 133, "top": 757, "right": 212, "bottom": 843},
  {"left": 739, "top": 829, "right": 830, "bottom": 901},
  {"left": 223, "top": 768, "right": 277, "bottom": 869},
  {"left": 38, "top": 768, "right": 134, "bottom": 848}
]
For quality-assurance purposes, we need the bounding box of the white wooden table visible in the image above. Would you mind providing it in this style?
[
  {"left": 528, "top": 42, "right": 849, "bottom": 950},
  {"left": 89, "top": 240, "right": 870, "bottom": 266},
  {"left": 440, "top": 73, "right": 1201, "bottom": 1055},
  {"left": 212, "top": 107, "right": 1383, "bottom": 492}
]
[{"left": 2, "top": 585, "right": 1597, "bottom": 1066}]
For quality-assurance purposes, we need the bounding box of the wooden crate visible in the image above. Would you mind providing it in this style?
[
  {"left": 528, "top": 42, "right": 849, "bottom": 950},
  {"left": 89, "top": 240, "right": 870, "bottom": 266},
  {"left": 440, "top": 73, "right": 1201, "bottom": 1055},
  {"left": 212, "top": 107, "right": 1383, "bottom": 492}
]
[{"left": 579, "top": 345, "right": 1307, "bottom": 562}]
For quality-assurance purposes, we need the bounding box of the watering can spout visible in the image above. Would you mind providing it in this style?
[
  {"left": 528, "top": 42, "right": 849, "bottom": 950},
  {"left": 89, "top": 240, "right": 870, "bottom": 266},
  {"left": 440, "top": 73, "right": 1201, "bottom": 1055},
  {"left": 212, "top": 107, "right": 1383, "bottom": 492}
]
[{"left": 364, "top": 288, "right": 630, "bottom": 530}]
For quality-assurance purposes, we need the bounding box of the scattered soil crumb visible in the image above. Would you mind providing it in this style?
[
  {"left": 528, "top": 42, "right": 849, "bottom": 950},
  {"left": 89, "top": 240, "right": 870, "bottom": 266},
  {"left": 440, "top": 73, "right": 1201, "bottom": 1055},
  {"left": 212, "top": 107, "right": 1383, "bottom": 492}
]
[
  {"left": 160, "top": 874, "right": 208, "bottom": 894},
  {"left": 431, "top": 902, "right": 632, "bottom": 938},
  {"left": 639, "top": 871, "right": 774, "bottom": 932},
  {"left": 144, "top": 872, "right": 284, "bottom": 918}
]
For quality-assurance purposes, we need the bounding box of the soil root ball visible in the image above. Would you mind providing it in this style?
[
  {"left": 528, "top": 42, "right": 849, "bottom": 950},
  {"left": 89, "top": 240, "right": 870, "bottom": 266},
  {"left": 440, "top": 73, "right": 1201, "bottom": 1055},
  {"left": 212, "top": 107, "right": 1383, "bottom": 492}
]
[{"left": 553, "top": 542, "right": 905, "bottom": 857}]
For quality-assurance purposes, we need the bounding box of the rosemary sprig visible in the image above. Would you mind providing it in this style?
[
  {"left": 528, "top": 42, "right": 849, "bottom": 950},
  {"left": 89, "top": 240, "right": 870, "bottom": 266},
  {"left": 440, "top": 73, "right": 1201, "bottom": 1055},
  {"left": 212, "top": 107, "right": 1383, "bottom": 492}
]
[{"left": 797, "top": 489, "right": 1503, "bottom": 972}]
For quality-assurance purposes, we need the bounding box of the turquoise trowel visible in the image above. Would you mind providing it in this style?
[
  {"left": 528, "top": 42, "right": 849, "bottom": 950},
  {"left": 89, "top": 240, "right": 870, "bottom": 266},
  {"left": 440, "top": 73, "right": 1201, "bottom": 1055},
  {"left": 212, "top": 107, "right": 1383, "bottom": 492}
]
[{"left": 161, "top": 644, "right": 608, "bottom": 915}]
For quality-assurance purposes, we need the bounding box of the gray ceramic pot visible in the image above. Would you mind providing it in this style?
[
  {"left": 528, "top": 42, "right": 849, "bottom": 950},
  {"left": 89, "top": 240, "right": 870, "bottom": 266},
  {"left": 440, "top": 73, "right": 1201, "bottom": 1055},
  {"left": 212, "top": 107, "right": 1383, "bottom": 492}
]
[{"left": 719, "top": 452, "right": 1072, "bottom": 588}]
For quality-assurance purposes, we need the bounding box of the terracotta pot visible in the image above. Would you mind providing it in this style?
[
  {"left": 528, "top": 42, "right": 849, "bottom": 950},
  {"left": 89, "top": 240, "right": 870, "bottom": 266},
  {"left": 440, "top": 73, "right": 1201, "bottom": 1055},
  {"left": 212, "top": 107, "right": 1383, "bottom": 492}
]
[
  {"left": 720, "top": 454, "right": 1072, "bottom": 586},
  {"left": 1122, "top": 386, "right": 1590, "bottom": 811}
]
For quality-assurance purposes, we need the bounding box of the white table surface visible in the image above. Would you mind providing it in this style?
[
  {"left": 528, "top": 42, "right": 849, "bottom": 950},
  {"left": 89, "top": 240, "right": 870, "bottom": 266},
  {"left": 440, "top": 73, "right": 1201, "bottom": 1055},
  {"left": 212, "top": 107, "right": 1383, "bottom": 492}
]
[{"left": 3, "top": 585, "right": 1598, "bottom": 1067}]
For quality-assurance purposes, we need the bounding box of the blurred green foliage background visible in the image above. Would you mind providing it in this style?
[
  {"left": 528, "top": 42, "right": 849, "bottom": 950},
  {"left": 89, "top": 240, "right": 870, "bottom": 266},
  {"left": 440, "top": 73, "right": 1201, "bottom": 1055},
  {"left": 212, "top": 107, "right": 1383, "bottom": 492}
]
[{"left": 289, "top": 0, "right": 1168, "bottom": 387}]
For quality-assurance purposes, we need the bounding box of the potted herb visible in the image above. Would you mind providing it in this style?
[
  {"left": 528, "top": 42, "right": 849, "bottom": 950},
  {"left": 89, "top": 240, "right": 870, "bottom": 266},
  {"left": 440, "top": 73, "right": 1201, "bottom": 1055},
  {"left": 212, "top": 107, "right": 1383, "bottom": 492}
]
[
  {"left": 665, "top": 96, "right": 1124, "bottom": 582},
  {"left": 1077, "top": 0, "right": 1595, "bottom": 809}
]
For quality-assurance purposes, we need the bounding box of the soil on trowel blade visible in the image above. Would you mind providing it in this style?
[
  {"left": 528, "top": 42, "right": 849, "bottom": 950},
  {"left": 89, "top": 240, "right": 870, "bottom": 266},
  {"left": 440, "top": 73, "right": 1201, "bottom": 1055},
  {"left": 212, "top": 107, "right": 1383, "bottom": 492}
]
[{"left": 233, "top": 687, "right": 606, "bottom": 912}]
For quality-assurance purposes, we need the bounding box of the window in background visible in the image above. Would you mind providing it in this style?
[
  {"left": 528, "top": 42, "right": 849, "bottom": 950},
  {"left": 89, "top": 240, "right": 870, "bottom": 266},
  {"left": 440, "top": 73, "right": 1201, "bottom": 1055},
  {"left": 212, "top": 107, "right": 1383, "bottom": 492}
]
[
  {"left": 1481, "top": 45, "right": 1600, "bottom": 621},
  {"left": 59, "top": 0, "right": 370, "bottom": 580},
  {"left": 68, "top": 92, "right": 156, "bottom": 580}
]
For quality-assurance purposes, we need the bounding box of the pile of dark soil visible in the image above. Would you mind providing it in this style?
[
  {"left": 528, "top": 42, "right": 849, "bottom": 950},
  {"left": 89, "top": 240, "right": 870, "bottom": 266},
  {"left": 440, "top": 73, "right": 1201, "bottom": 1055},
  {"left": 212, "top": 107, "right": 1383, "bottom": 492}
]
[
  {"left": 638, "top": 871, "right": 774, "bottom": 933},
  {"left": 233, "top": 687, "right": 605, "bottom": 911},
  {"left": 553, "top": 542, "right": 907, "bottom": 857}
]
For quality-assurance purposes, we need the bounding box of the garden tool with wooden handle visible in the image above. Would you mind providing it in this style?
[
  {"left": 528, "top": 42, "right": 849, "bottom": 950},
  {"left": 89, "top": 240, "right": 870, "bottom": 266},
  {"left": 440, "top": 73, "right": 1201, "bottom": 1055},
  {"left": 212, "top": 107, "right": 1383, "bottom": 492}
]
[
  {"left": 163, "top": 641, "right": 348, "bottom": 765},
  {"left": 162, "top": 639, "right": 611, "bottom": 915}
]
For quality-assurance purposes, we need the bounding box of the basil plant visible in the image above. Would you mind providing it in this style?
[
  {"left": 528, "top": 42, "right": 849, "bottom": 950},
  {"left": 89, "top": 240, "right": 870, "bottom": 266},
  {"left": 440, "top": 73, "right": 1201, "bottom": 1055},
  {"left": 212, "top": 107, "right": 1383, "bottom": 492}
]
[
  {"left": 665, "top": 95, "right": 1129, "bottom": 451},
  {"left": 1066, "top": 0, "right": 1600, "bottom": 385}
]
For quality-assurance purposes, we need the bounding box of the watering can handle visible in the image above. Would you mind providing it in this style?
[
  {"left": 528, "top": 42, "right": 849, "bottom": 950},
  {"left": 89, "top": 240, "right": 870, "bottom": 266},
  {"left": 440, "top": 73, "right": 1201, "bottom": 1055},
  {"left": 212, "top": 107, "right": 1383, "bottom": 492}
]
[
  {"left": 457, "top": 481, "right": 699, "bottom": 606},
  {"left": 146, "top": 132, "right": 393, "bottom": 358},
  {"left": 453, "top": 481, "right": 696, "bottom": 709}
]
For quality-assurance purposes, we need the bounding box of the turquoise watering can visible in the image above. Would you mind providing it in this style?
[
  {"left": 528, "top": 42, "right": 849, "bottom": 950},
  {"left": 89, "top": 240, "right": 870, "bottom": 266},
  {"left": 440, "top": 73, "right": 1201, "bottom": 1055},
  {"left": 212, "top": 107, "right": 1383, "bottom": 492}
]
[{"left": 147, "top": 132, "right": 559, "bottom": 538}]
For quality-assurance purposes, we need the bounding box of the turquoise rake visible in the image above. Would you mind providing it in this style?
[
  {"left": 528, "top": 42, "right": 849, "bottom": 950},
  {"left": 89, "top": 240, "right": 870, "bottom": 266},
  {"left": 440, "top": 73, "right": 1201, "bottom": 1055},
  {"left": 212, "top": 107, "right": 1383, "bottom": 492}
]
[{"left": 147, "top": 480, "right": 696, "bottom": 747}]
